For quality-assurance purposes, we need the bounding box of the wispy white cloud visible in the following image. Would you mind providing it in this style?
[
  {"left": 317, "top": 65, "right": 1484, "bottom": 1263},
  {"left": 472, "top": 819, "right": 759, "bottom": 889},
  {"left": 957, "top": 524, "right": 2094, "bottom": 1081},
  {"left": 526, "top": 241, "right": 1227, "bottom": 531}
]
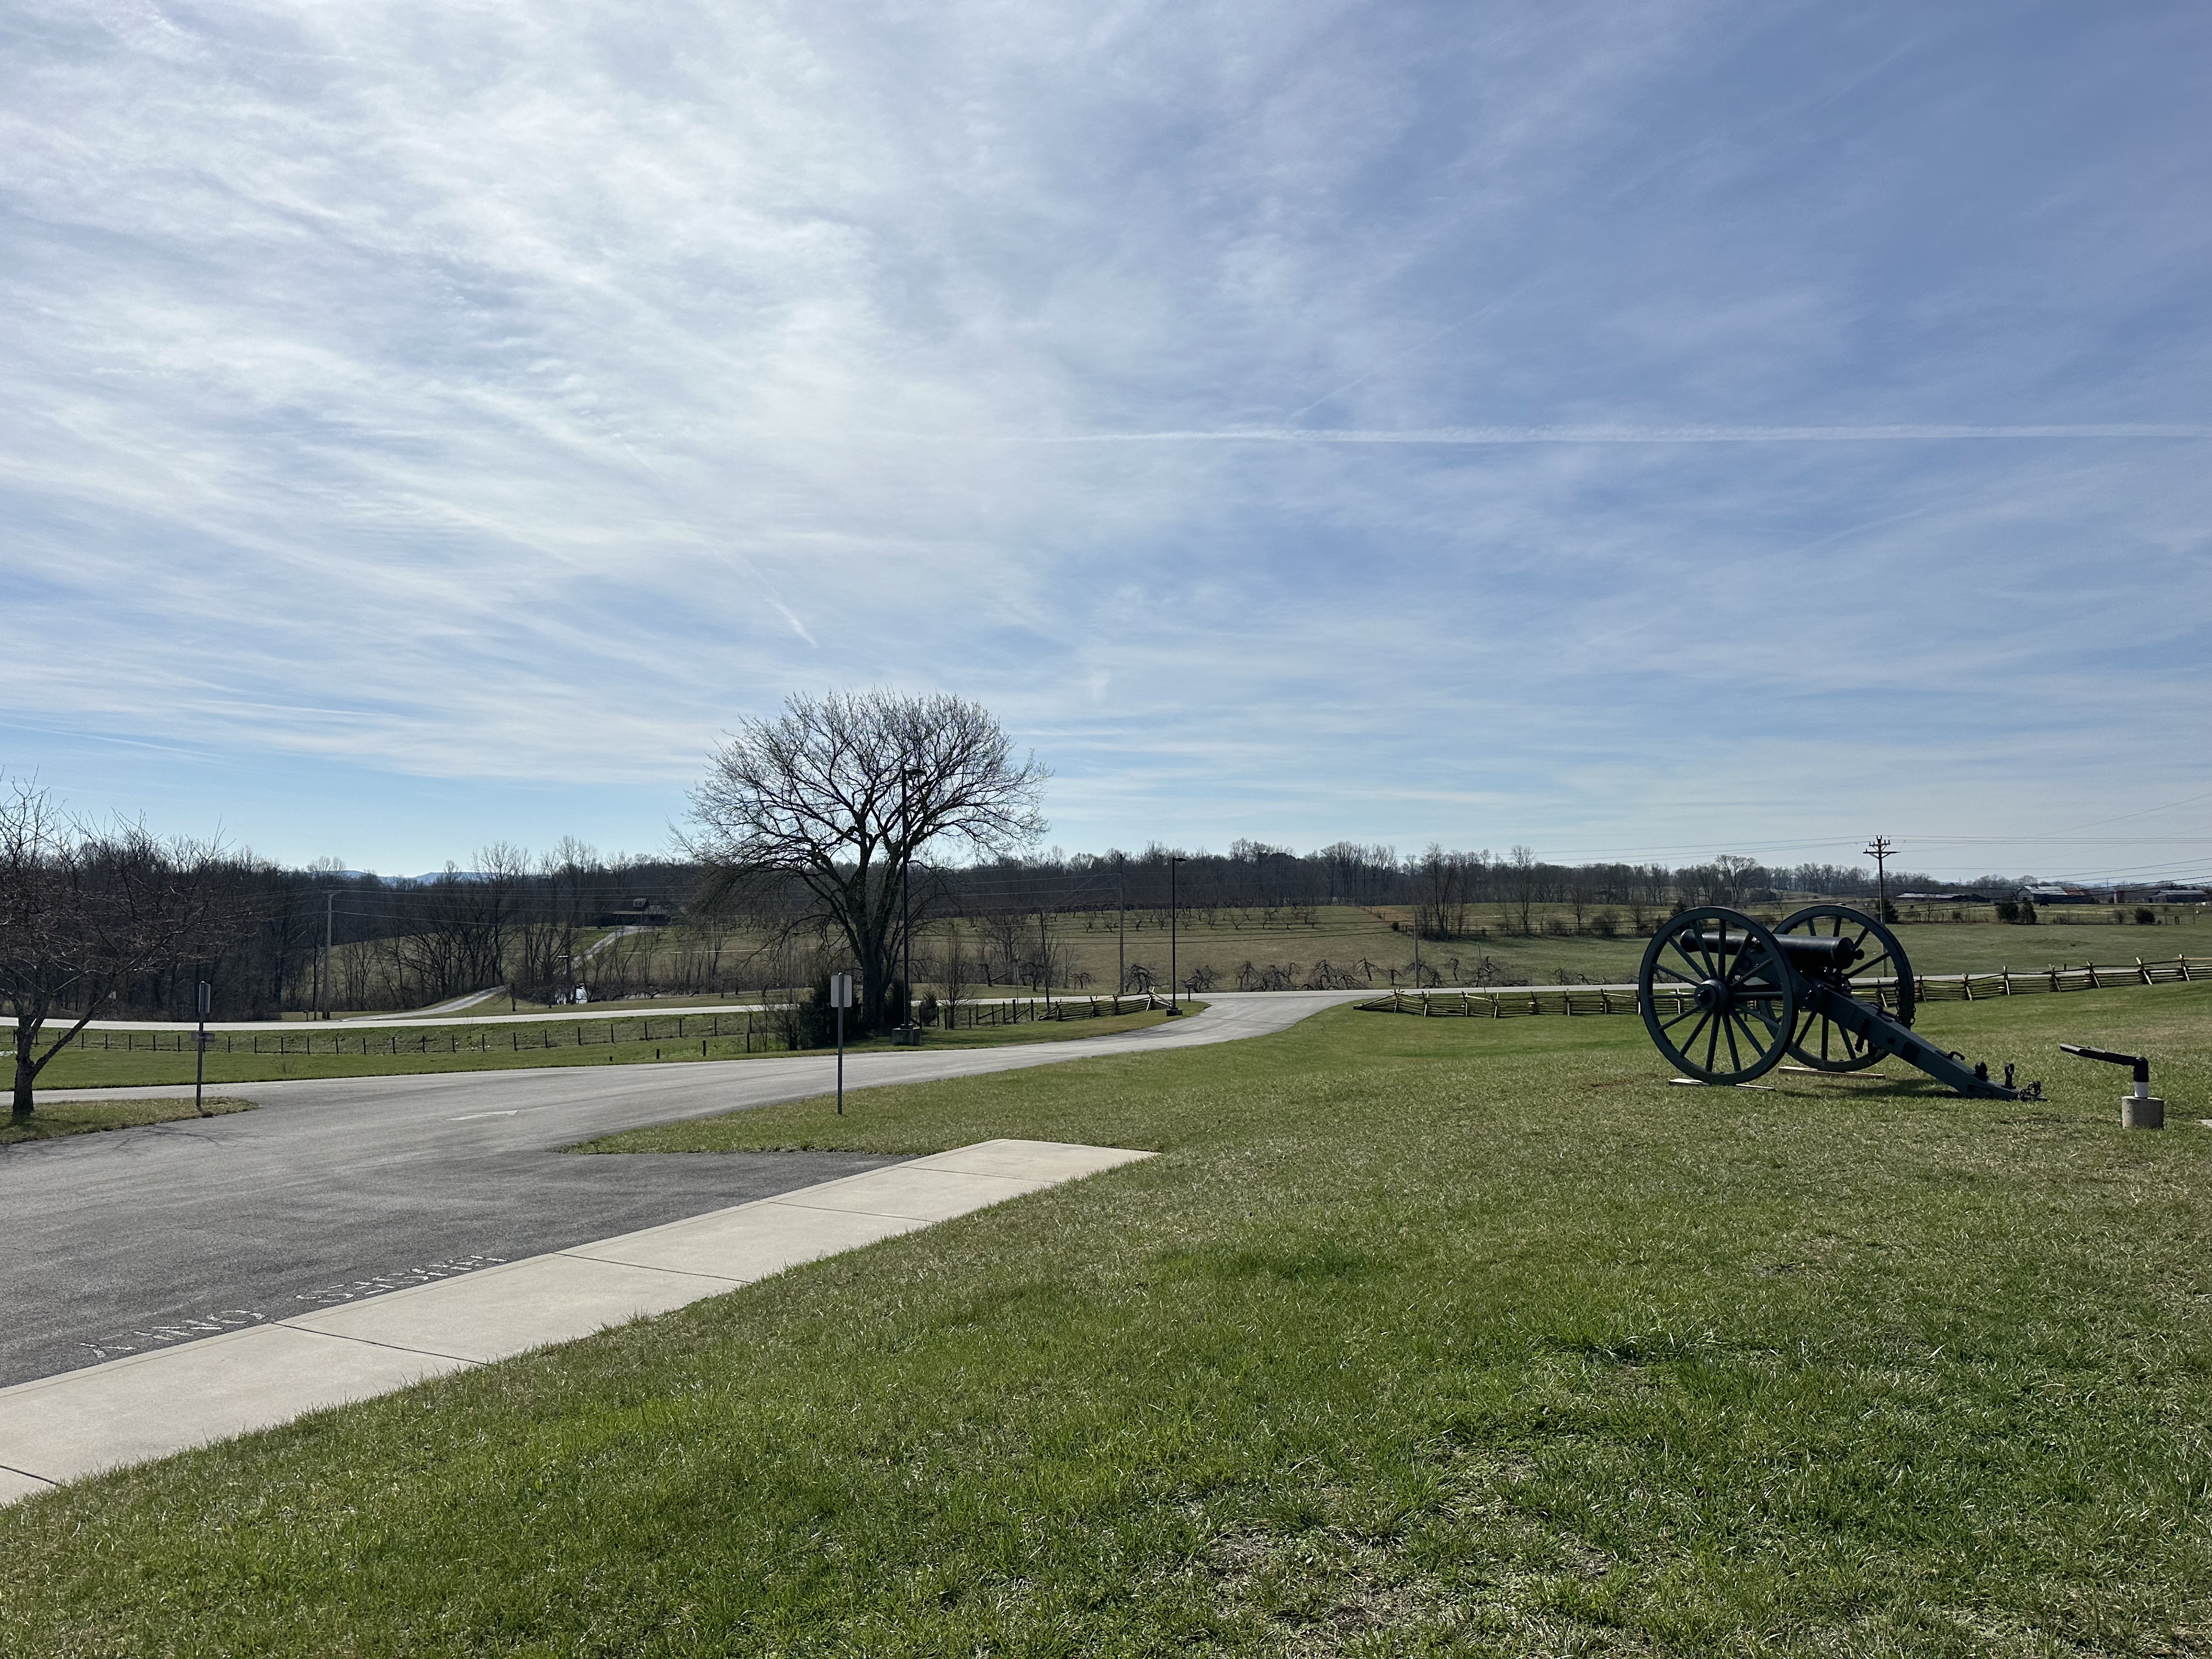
[
  {"left": 989, "top": 424, "right": 2212, "bottom": 443},
  {"left": 0, "top": 0, "right": 2205, "bottom": 872}
]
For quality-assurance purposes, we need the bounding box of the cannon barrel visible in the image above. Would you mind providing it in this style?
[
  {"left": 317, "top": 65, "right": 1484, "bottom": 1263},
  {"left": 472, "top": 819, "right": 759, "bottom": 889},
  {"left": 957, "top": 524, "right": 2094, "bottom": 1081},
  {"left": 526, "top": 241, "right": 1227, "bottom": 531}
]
[{"left": 1679, "top": 930, "right": 1860, "bottom": 970}]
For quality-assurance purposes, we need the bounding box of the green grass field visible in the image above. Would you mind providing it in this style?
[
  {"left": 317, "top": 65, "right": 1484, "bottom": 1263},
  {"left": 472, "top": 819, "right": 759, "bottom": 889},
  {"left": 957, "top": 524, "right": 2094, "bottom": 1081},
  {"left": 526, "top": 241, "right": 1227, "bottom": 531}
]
[
  {"left": 926, "top": 905, "right": 2211, "bottom": 995},
  {"left": 4, "top": 981, "right": 2208, "bottom": 1654},
  {"left": 0, "top": 1095, "right": 254, "bottom": 1145}
]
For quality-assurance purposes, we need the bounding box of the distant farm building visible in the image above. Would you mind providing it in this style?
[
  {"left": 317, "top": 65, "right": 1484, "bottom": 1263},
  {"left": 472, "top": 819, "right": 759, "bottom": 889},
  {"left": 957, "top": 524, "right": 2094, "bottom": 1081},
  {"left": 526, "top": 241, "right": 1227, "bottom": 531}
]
[{"left": 597, "top": 896, "right": 673, "bottom": 927}]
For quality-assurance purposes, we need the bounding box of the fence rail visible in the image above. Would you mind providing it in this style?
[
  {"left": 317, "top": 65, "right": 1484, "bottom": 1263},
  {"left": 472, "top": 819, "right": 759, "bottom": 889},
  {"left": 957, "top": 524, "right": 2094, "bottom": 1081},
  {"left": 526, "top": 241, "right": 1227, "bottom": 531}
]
[
  {"left": 1358, "top": 957, "right": 2211, "bottom": 1020},
  {"left": 49, "top": 993, "right": 1168, "bottom": 1059}
]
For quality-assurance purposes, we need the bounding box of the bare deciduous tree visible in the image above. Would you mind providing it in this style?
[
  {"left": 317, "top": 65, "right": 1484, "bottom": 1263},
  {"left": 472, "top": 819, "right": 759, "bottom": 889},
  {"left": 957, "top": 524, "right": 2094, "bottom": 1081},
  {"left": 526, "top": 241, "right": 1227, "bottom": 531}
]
[
  {"left": 1506, "top": 845, "right": 1538, "bottom": 936},
  {"left": 0, "top": 783, "right": 228, "bottom": 1118},
  {"left": 686, "top": 690, "right": 1048, "bottom": 1031},
  {"left": 1412, "top": 843, "right": 1474, "bottom": 940},
  {"left": 933, "top": 926, "right": 974, "bottom": 1024}
]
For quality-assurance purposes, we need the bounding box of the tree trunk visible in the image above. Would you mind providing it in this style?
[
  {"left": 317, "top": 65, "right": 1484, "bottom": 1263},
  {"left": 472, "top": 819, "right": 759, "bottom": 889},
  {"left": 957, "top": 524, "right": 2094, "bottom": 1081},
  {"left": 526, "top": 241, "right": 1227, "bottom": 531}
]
[{"left": 13, "top": 1039, "right": 36, "bottom": 1119}]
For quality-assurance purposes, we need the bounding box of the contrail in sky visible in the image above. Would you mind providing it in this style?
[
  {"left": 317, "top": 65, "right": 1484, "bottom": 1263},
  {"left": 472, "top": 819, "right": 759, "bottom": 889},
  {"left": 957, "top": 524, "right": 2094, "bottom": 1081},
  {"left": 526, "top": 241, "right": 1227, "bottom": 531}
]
[{"left": 1017, "top": 423, "right": 2212, "bottom": 445}]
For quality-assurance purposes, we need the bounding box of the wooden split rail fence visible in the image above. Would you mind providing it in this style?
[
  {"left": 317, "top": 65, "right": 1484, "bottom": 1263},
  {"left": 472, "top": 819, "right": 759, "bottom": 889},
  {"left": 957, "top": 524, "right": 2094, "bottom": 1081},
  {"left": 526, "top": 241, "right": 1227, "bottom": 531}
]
[
  {"left": 53, "top": 993, "right": 1169, "bottom": 1058},
  {"left": 943, "top": 994, "right": 1166, "bottom": 1029},
  {"left": 1359, "top": 957, "right": 2211, "bottom": 1020}
]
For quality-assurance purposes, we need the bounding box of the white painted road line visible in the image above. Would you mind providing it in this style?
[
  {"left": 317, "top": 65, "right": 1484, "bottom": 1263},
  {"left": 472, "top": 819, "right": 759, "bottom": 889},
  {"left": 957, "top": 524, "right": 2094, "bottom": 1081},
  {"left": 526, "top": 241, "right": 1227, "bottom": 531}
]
[{"left": 0, "top": 1139, "right": 1153, "bottom": 1502}]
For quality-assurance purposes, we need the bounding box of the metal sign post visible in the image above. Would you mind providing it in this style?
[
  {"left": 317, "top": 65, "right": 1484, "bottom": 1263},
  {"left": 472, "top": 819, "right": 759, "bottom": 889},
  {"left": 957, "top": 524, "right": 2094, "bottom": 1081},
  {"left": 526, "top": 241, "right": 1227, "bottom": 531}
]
[
  {"left": 830, "top": 972, "right": 854, "bottom": 1114},
  {"left": 194, "top": 980, "right": 211, "bottom": 1117}
]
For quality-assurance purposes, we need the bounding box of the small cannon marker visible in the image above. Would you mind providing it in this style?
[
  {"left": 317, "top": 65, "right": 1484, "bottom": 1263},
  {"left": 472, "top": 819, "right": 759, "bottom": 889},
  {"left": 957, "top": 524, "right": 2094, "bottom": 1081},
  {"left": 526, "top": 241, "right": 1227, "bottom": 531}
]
[{"left": 2059, "top": 1043, "right": 2164, "bottom": 1129}]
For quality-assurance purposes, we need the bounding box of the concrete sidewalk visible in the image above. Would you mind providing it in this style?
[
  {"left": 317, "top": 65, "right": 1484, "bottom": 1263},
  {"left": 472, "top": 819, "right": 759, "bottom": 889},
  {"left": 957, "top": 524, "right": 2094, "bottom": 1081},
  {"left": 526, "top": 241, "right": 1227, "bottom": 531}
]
[{"left": 0, "top": 1138, "right": 1150, "bottom": 1505}]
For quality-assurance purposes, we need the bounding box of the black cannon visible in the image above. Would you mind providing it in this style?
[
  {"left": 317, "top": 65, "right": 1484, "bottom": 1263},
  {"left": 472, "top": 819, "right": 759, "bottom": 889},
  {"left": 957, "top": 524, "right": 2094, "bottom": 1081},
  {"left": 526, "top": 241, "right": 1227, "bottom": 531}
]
[{"left": 1634, "top": 904, "right": 2036, "bottom": 1098}]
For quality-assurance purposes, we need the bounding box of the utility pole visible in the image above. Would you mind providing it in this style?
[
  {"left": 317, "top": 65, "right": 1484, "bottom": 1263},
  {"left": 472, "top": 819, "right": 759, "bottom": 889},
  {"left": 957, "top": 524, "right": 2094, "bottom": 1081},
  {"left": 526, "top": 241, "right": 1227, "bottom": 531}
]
[
  {"left": 1169, "top": 854, "right": 1184, "bottom": 1012},
  {"left": 1864, "top": 836, "right": 1894, "bottom": 921},
  {"left": 1116, "top": 854, "right": 1126, "bottom": 997}
]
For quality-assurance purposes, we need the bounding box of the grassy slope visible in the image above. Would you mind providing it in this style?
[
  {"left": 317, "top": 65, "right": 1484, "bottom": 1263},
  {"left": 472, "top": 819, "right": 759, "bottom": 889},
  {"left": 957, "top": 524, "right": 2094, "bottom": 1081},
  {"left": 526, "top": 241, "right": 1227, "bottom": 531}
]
[
  {"left": 0, "top": 1096, "right": 253, "bottom": 1145},
  {"left": 305, "top": 906, "right": 2208, "bottom": 1019},
  {"left": 25, "top": 1005, "right": 1190, "bottom": 1091},
  {"left": 969, "top": 906, "right": 2211, "bottom": 993},
  {"left": 3, "top": 988, "right": 2209, "bottom": 1654}
]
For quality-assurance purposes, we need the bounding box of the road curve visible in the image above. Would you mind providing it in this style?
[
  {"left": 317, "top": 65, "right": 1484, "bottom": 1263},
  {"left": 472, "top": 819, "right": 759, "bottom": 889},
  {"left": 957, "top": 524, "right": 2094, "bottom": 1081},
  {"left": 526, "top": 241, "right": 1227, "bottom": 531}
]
[{"left": 4, "top": 992, "right": 1361, "bottom": 1388}]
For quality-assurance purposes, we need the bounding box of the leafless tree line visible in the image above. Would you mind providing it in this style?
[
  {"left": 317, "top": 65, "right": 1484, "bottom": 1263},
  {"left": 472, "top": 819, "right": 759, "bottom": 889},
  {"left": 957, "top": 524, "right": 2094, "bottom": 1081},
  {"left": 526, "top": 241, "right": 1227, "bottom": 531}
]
[{"left": 0, "top": 783, "right": 238, "bottom": 1116}]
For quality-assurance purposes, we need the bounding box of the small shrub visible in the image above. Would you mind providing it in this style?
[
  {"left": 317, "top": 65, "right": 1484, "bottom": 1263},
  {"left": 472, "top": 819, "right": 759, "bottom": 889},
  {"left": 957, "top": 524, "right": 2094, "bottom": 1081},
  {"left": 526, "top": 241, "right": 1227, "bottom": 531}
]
[{"left": 2135, "top": 907, "right": 2157, "bottom": 926}]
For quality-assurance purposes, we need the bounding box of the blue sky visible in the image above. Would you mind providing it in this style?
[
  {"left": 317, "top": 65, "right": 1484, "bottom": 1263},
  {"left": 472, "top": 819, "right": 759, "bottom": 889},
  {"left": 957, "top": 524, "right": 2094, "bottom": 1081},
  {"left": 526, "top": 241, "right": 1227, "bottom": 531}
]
[{"left": 2, "top": 1, "right": 2206, "bottom": 881}]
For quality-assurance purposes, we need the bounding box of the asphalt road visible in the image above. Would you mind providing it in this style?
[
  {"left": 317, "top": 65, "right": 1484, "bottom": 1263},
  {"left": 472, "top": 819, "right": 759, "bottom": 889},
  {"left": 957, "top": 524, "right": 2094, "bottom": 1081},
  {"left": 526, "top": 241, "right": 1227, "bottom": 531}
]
[{"left": 4, "top": 992, "right": 1359, "bottom": 1388}]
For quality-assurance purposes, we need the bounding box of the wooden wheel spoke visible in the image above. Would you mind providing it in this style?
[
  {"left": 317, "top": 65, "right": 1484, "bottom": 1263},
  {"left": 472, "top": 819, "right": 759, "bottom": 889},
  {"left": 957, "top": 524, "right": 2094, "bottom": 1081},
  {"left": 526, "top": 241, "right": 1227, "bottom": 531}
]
[{"left": 1726, "top": 948, "right": 1775, "bottom": 990}]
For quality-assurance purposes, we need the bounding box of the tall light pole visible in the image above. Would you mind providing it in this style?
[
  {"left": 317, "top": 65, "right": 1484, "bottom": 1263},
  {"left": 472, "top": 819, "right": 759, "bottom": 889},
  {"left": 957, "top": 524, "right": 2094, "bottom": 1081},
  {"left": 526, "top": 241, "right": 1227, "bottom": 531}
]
[
  {"left": 898, "top": 765, "right": 919, "bottom": 1042},
  {"left": 1169, "top": 854, "right": 1184, "bottom": 1012},
  {"left": 900, "top": 770, "right": 911, "bottom": 1036},
  {"left": 1037, "top": 904, "right": 1051, "bottom": 1006},
  {"left": 320, "top": 889, "right": 335, "bottom": 1021}
]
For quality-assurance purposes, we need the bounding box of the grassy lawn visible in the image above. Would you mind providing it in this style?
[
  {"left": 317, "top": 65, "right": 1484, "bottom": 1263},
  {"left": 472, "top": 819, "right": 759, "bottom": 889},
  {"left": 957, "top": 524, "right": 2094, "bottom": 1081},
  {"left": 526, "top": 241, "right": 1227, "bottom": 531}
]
[
  {"left": 4, "top": 986, "right": 2209, "bottom": 1653},
  {"left": 24, "top": 1004, "right": 1194, "bottom": 1091},
  {"left": 0, "top": 1094, "right": 254, "bottom": 1145}
]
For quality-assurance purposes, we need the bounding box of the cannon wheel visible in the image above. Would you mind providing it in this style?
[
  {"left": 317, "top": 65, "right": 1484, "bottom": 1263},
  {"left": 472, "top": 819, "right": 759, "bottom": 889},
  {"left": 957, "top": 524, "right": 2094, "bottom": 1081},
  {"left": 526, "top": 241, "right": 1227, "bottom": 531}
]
[
  {"left": 1638, "top": 906, "right": 1798, "bottom": 1085},
  {"left": 1776, "top": 904, "right": 1915, "bottom": 1071}
]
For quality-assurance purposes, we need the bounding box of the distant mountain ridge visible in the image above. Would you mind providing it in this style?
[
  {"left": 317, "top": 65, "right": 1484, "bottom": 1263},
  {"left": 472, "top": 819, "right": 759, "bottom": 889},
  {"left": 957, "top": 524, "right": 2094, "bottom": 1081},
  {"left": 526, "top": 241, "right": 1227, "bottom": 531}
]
[{"left": 320, "top": 870, "right": 491, "bottom": 885}]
